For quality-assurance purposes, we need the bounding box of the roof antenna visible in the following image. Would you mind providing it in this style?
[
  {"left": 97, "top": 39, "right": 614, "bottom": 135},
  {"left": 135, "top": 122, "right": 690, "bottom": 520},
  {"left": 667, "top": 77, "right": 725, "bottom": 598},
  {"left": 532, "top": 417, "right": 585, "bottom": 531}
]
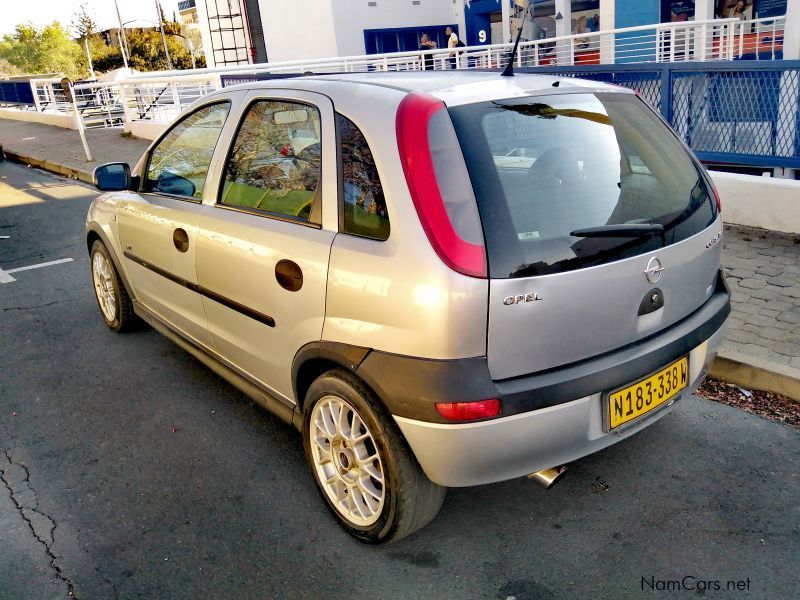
[{"left": 501, "top": 2, "right": 533, "bottom": 77}]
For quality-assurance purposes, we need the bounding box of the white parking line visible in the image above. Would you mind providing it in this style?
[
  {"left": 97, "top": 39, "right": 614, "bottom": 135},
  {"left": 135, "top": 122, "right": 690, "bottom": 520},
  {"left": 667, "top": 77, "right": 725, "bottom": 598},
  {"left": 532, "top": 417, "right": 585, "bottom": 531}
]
[{"left": 0, "top": 258, "right": 74, "bottom": 283}]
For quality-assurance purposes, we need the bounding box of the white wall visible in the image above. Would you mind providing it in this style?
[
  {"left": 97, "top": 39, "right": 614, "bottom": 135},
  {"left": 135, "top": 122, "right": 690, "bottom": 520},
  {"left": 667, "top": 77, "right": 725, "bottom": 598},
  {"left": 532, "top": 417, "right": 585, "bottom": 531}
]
[
  {"left": 257, "top": 0, "right": 465, "bottom": 63},
  {"left": 0, "top": 108, "right": 76, "bottom": 129},
  {"left": 784, "top": 0, "right": 799, "bottom": 60},
  {"left": 123, "top": 120, "right": 166, "bottom": 141},
  {"left": 330, "top": 0, "right": 465, "bottom": 58},
  {"left": 259, "top": 0, "right": 340, "bottom": 62},
  {"left": 711, "top": 171, "right": 800, "bottom": 234}
]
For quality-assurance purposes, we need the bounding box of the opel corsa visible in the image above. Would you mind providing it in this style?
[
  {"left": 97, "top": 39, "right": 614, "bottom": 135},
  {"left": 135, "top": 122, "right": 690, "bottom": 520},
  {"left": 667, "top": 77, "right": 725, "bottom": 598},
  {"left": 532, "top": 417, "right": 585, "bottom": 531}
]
[{"left": 87, "top": 72, "right": 730, "bottom": 542}]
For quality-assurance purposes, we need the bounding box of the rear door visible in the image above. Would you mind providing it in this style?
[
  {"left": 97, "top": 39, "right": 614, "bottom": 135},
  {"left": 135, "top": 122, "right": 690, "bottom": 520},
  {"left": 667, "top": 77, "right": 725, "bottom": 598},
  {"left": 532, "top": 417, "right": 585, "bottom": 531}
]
[
  {"left": 448, "top": 91, "right": 722, "bottom": 380},
  {"left": 118, "top": 100, "right": 232, "bottom": 347},
  {"left": 195, "top": 90, "right": 337, "bottom": 401}
]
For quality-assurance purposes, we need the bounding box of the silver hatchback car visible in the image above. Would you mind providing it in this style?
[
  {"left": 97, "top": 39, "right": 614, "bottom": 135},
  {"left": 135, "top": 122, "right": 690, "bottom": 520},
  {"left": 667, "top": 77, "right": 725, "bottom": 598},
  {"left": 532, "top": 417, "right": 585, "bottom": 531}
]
[{"left": 87, "top": 72, "right": 729, "bottom": 543}]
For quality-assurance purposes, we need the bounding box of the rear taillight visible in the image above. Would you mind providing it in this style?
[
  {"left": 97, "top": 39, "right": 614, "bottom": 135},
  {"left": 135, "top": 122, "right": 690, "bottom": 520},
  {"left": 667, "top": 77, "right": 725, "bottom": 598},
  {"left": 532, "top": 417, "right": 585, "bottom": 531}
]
[
  {"left": 396, "top": 93, "right": 487, "bottom": 278},
  {"left": 711, "top": 182, "right": 722, "bottom": 212},
  {"left": 435, "top": 399, "right": 501, "bottom": 421}
]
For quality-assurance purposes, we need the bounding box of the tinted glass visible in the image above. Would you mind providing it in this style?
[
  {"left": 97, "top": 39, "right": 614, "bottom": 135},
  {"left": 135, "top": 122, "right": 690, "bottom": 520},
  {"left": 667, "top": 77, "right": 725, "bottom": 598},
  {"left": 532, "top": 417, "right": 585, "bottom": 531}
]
[
  {"left": 146, "top": 102, "right": 229, "bottom": 200},
  {"left": 448, "top": 93, "right": 717, "bottom": 278},
  {"left": 337, "top": 114, "right": 389, "bottom": 240},
  {"left": 221, "top": 100, "right": 321, "bottom": 223}
]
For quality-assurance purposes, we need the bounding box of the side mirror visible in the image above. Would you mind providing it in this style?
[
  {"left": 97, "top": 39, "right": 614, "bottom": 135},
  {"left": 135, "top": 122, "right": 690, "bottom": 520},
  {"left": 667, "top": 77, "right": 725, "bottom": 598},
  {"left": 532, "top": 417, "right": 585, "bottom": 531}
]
[
  {"left": 156, "top": 171, "right": 196, "bottom": 197},
  {"left": 94, "top": 162, "right": 131, "bottom": 192}
]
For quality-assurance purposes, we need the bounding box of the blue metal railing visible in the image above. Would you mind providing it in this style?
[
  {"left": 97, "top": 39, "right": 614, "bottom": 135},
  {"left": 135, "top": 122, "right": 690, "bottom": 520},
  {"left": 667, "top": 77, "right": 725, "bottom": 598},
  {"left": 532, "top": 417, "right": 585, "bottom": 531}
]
[{"left": 519, "top": 61, "right": 800, "bottom": 169}]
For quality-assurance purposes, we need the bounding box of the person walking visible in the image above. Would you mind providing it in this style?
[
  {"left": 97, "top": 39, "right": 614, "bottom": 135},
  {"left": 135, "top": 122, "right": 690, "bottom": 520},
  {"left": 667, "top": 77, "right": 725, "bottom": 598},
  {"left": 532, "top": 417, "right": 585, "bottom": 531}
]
[
  {"left": 445, "top": 26, "right": 461, "bottom": 69},
  {"left": 419, "top": 32, "right": 437, "bottom": 70}
]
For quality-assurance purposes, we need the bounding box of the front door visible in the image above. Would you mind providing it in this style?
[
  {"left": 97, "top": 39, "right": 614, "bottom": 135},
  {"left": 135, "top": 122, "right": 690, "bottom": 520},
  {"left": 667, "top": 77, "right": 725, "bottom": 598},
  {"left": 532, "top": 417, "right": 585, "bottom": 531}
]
[
  {"left": 195, "top": 91, "right": 338, "bottom": 401},
  {"left": 117, "top": 100, "right": 232, "bottom": 347}
]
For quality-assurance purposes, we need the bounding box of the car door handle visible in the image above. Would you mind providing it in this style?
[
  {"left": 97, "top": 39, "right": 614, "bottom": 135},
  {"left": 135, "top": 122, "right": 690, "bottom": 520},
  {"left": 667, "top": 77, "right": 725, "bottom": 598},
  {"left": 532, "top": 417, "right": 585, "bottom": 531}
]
[{"left": 173, "top": 228, "right": 190, "bottom": 253}]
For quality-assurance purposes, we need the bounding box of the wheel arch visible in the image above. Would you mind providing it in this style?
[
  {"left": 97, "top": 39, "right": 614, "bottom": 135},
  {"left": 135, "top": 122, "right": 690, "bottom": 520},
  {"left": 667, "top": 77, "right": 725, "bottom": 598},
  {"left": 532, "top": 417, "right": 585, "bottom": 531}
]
[
  {"left": 86, "top": 224, "right": 137, "bottom": 301},
  {"left": 291, "top": 342, "right": 372, "bottom": 417}
]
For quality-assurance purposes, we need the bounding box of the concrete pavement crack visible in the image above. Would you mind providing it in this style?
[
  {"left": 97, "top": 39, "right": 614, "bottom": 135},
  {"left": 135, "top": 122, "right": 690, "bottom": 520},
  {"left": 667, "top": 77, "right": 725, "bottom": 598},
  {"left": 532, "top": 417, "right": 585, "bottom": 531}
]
[{"left": 1, "top": 449, "right": 79, "bottom": 598}]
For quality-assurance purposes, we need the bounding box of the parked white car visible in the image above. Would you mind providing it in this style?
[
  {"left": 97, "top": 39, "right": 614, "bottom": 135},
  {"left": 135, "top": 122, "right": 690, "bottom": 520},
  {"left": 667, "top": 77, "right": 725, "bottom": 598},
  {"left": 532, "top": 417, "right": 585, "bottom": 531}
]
[{"left": 87, "top": 72, "right": 729, "bottom": 542}]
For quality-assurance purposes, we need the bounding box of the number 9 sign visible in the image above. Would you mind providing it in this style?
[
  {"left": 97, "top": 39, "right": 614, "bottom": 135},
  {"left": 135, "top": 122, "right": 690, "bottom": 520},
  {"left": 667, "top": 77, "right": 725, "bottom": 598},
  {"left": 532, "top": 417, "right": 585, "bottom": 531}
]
[{"left": 478, "top": 29, "right": 487, "bottom": 43}]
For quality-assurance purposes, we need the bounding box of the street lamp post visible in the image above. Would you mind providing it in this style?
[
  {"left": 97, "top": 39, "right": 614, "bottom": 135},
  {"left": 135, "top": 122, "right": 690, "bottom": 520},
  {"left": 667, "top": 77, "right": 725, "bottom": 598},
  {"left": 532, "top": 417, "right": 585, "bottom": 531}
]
[
  {"left": 169, "top": 32, "right": 197, "bottom": 69},
  {"left": 113, "top": 0, "right": 130, "bottom": 67},
  {"left": 116, "top": 29, "right": 129, "bottom": 69},
  {"left": 154, "top": 0, "right": 174, "bottom": 70},
  {"left": 83, "top": 36, "right": 96, "bottom": 78},
  {"left": 187, "top": 38, "right": 196, "bottom": 70}
]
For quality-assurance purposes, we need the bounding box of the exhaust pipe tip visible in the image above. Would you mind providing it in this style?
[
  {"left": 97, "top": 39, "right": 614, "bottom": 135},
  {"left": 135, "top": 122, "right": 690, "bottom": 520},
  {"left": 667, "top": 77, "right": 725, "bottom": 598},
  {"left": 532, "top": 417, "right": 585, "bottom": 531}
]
[{"left": 527, "top": 466, "right": 568, "bottom": 489}]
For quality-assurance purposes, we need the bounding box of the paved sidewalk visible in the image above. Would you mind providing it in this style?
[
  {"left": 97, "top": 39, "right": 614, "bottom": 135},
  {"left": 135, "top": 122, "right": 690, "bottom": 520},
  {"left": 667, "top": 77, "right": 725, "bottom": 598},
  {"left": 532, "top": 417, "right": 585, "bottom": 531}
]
[
  {"left": 0, "top": 118, "right": 149, "bottom": 183},
  {"left": 1, "top": 116, "right": 799, "bottom": 395},
  {"left": 721, "top": 224, "right": 800, "bottom": 370}
]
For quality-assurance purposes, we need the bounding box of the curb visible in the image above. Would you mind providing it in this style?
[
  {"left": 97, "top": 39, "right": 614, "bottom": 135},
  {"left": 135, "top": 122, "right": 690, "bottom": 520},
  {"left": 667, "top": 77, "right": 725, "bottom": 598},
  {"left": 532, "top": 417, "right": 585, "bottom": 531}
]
[
  {"left": 1, "top": 148, "right": 95, "bottom": 185},
  {"left": 710, "top": 349, "right": 800, "bottom": 401}
]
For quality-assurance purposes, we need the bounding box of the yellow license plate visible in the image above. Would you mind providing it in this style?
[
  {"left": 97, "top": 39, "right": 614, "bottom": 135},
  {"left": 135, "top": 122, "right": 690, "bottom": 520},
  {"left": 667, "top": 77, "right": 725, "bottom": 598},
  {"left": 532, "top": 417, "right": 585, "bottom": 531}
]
[{"left": 606, "top": 357, "right": 689, "bottom": 430}]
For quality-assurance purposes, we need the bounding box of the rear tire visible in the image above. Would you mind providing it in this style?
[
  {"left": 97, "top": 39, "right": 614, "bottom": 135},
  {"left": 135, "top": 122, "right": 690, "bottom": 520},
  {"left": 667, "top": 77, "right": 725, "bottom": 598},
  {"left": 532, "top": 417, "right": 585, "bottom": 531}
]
[
  {"left": 303, "top": 368, "right": 446, "bottom": 543},
  {"left": 90, "top": 240, "right": 135, "bottom": 332}
]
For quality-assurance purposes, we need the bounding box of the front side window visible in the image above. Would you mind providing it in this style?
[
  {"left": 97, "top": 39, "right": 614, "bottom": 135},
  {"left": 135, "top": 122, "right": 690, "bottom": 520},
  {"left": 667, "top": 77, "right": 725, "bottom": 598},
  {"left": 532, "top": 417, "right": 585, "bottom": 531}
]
[
  {"left": 220, "top": 100, "right": 322, "bottom": 223},
  {"left": 146, "top": 102, "right": 230, "bottom": 200},
  {"left": 337, "top": 114, "right": 390, "bottom": 240}
]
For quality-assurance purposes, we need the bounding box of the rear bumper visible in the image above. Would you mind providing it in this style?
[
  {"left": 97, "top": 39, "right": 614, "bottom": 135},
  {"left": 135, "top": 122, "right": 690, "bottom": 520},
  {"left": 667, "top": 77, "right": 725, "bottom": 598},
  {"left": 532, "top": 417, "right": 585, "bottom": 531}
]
[
  {"left": 395, "top": 321, "right": 727, "bottom": 487},
  {"left": 358, "top": 274, "right": 729, "bottom": 426}
]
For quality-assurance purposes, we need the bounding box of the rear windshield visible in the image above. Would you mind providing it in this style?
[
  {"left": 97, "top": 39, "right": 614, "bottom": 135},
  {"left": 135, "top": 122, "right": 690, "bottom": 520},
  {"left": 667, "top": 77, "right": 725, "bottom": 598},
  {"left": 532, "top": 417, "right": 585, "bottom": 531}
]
[{"left": 448, "top": 92, "right": 717, "bottom": 278}]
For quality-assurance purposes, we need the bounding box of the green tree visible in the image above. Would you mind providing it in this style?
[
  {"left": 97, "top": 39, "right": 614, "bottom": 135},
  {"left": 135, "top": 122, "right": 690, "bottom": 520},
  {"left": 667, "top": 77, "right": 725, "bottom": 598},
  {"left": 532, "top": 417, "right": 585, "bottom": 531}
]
[
  {"left": 88, "top": 35, "right": 124, "bottom": 73},
  {"left": 0, "top": 57, "right": 21, "bottom": 78},
  {"left": 72, "top": 3, "right": 97, "bottom": 39},
  {"left": 0, "top": 22, "right": 84, "bottom": 78},
  {"left": 126, "top": 28, "right": 203, "bottom": 72}
]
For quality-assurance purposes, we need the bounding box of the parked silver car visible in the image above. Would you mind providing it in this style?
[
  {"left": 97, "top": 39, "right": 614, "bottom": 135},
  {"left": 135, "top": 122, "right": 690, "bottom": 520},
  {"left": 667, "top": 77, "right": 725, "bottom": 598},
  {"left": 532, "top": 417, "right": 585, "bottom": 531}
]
[{"left": 87, "top": 72, "right": 729, "bottom": 543}]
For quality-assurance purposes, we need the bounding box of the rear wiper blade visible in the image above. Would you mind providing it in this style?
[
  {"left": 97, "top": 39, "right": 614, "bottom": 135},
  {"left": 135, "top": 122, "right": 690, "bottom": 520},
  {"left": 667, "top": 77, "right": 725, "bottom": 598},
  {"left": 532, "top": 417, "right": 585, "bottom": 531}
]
[{"left": 570, "top": 224, "right": 664, "bottom": 238}]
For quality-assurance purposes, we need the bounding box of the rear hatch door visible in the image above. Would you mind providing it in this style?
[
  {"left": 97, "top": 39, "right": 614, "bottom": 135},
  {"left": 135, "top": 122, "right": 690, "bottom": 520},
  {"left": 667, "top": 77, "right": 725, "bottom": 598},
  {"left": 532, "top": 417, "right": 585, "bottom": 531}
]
[{"left": 449, "top": 91, "right": 722, "bottom": 380}]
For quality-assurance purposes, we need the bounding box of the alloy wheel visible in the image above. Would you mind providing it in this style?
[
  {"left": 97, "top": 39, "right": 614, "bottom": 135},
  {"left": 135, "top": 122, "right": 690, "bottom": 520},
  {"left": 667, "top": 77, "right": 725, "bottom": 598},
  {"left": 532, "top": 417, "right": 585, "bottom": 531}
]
[
  {"left": 92, "top": 251, "right": 117, "bottom": 323},
  {"left": 309, "top": 395, "right": 385, "bottom": 527}
]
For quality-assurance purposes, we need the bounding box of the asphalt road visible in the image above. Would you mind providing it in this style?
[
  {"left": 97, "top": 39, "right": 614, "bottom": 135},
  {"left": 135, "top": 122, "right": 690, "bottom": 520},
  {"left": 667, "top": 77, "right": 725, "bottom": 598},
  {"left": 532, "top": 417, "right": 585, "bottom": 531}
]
[{"left": 1, "top": 160, "right": 799, "bottom": 599}]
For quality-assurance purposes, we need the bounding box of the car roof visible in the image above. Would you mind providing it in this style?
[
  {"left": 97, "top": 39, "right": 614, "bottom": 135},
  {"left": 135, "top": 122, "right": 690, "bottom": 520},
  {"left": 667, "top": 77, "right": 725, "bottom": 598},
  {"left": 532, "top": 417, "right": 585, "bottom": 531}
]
[
  {"left": 308, "top": 71, "right": 613, "bottom": 92},
  {"left": 219, "top": 71, "right": 630, "bottom": 107}
]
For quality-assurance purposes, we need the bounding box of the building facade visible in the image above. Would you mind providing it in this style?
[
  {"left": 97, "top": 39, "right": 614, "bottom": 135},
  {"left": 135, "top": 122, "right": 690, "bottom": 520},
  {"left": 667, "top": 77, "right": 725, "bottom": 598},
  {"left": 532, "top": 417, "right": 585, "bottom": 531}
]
[{"left": 194, "top": 0, "right": 789, "bottom": 67}]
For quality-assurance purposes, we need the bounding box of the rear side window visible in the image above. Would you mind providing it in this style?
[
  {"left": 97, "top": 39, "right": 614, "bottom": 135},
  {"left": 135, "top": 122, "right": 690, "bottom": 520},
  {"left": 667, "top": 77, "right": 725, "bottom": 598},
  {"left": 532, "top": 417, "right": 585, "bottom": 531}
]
[
  {"left": 448, "top": 93, "right": 717, "bottom": 278},
  {"left": 221, "top": 100, "right": 322, "bottom": 223},
  {"left": 337, "top": 114, "right": 389, "bottom": 240},
  {"left": 146, "top": 102, "right": 229, "bottom": 200}
]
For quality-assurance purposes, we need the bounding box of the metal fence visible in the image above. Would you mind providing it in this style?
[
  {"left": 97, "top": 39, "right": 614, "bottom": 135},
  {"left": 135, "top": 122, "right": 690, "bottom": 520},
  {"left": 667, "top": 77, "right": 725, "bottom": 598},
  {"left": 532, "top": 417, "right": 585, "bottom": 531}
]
[
  {"left": 10, "top": 14, "right": 786, "bottom": 131},
  {"left": 0, "top": 81, "right": 35, "bottom": 107},
  {"left": 519, "top": 61, "right": 800, "bottom": 170}
]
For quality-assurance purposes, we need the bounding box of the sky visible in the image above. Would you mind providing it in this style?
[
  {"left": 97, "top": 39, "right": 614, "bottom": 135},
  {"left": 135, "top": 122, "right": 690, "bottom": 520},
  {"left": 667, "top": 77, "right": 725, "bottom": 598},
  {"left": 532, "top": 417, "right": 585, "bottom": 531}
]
[{"left": 0, "top": 0, "right": 184, "bottom": 37}]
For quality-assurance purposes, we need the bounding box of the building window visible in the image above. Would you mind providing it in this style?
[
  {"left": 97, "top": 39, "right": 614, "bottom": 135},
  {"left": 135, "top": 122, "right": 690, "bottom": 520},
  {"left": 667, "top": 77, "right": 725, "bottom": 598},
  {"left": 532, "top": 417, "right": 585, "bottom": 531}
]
[{"left": 204, "top": 0, "right": 250, "bottom": 65}]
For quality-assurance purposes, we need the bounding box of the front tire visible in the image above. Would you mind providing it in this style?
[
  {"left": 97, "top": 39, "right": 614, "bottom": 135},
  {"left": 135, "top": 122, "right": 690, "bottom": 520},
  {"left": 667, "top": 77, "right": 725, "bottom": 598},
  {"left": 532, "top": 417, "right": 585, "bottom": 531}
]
[
  {"left": 303, "top": 369, "right": 446, "bottom": 543},
  {"left": 90, "top": 240, "right": 135, "bottom": 332}
]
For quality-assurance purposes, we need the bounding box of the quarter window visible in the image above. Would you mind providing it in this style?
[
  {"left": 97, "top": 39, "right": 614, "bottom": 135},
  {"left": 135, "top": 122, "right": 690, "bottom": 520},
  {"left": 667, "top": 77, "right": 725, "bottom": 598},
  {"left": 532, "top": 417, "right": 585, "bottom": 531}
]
[
  {"left": 337, "top": 114, "right": 389, "bottom": 240},
  {"left": 145, "top": 102, "right": 230, "bottom": 200},
  {"left": 220, "top": 100, "right": 322, "bottom": 223}
]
